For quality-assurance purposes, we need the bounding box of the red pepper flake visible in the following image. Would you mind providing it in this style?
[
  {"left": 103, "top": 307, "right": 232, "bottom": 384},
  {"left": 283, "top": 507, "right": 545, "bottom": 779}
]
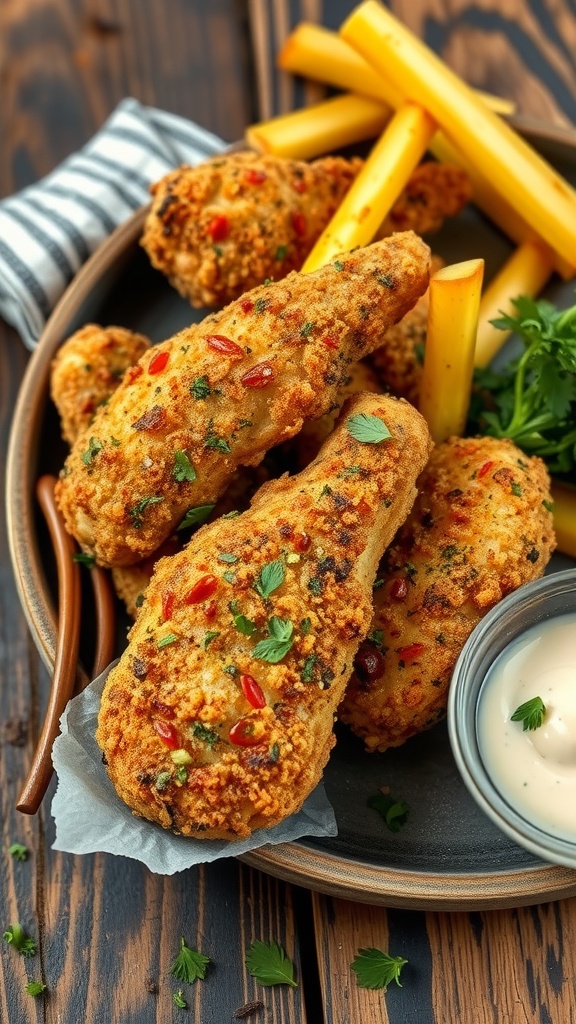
[
  {"left": 80, "top": 399, "right": 95, "bottom": 415},
  {"left": 240, "top": 674, "right": 266, "bottom": 709},
  {"left": 132, "top": 405, "right": 166, "bottom": 431},
  {"left": 478, "top": 460, "right": 495, "bottom": 479},
  {"left": 153, "top": 718, "right": 179, "bottom": 749},
  {"left": 292, "top": 179, "right": 307, "bottom": 193},
  {"left": 294, "top": 532, "right": 311, "bottom": 552},
  {"left": 240, "top": 362, "right": 274, "bottom": 388},
  {"left": 397, "top": 643, "right": 425, "bottom": 661},
  {"left": 244, "top": 168, "right": 267, "bottom": 185},
  {"left": 162, "top": 590, "right": 175, "bottom": 621},
  {"left": 204, "top": 600, "right": 217, "bottom": 621},
  {"left": 125, "top": 365, "right": 143, "bottom": 384},
  {"left": 229, "top": 717, "right": 262, "bottom": 747},
  {"left": 151, "top": 698, "right": 175, "bottom": 719},
  {"left": 322, "top": 334, "right": 338, "bottom": 349},
  {"left": 148, "top": 350, "right": 169, "bottom": 375},
  {"left": 291, "top": 211, "right": 307, "bottom": 237},
  {"left": 206, "top": 334, "right": 244, "bottom": 357},
  {"left": 207, "top": 214, "right": 230, "bottom": 241},
  {"left": 185, "top": 574, "right": 218, "bottom": 604},
  {"left": 240, "top": 298, "right": 254, "bottom": 314},
  {"left": 390, "top": 578, "right": 408, "bottom": 601}
]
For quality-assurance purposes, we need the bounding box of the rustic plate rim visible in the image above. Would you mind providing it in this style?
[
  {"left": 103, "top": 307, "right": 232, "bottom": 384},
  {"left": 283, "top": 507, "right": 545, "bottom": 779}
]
[{"left": 7, "top": 119, "right": 576, "bottom": 909}]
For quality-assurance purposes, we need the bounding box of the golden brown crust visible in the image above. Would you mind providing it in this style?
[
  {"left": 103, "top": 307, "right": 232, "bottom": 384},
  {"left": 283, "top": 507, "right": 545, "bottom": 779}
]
[
  {"left": 378, "top": 163, "right": 472, "bottom": 238},
  {"left": 339, "top": 436, "right": 556, "bottom": 752},
  {"left": 56, "top": 233, "right": 431, "bottom": 567},
  {"left": 96, "top": 393, "right": 432, "bottom": 839},
  {"left": 50, "top": 324, "right": 151, "bottom": 445}
]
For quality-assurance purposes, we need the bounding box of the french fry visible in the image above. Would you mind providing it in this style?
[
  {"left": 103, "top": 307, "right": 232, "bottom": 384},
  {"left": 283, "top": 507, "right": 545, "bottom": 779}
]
[
  {"left": 419, "top": 259, "right": 484, "bottom": 443},
  {"left": 279, "top": 23, "right": 516, "bottom": 116},
  {"left": 475, "top": 240, "right": 556, "bottom": 368},
  {"left": 341, "top": 1, "right": 576, "bottom": 269},
  {"left": 302, "top": 102, "right": 436, "bottom": 273},
  {"left": 550, "top": 483, "right": 576, "bottom": 559},
  {"left": 245, "top": 93, "right": 390, "bottom": 160}
]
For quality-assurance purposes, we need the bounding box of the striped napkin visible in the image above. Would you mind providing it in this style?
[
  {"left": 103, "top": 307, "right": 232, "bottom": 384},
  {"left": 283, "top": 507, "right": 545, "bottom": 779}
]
[{"left": 0, "top": 97, "right": 226, "bottom": 349}]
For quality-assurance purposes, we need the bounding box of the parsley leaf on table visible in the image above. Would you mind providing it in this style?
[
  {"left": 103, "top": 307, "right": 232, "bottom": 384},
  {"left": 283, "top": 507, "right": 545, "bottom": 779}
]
[
  {"left": 26, "top": 981, "right": 46, "bottom": 997},
  {"left": 367, "top": 792, "right": 410, "bottom": 833},
  {"left": 245, "top": 940, "right": 298, "bottom": 987},
  {"left": 8, "top": 843, "right": 28, "bottom": 861},
  {"left": 351, "top": 947, "right": 408, "bottom": 990},
  {"left": 169, "top": 937, "right": 210, "bottom": 983},
  {"left": 3, "top": 923, "right": 37, "bottom": 957}
]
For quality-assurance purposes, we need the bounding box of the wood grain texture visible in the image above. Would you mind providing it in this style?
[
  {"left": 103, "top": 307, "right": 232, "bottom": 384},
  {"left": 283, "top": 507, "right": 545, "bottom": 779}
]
[{"left": 247, "top": 0, "right": 576, "bottom": 125}]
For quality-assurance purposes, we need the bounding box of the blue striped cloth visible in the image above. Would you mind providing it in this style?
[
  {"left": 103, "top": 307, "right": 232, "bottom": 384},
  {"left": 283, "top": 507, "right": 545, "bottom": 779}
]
[{"left": 0, "top": 97, "right": 226, "bottom": 349}]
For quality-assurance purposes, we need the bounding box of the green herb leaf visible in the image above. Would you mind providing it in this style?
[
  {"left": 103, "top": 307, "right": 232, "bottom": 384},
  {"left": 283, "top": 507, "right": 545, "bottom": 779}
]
[
  {"left": 155, "top": 771, "right": 172, "bottom": 791},
  {"left": 275, "top": 244, "right": 288, "bottom": 261},
  {"left": 347, "top": 414, "right": 392, "bottom": 445},
  {"left": 223, "top": 570, "right": 237, "bottom": 584},
  {"left": 173, "top": 450, "right": 197, "bottom": 483},
  {"left": 190, "top": 376, "right": 212, "bottom": 400},
  {"left": 218, "top": 552, "right": 238, "bottom": 564},
  {"left": 351, "top": 948, "right": 408, "bottom": 990},
  {"left": 173, "top": 990, "right": 187, "bottom": 1008},
  {"left": 3, "top": 924, "right": 37, "bottom": 957},
  {"left": 333, "top": 259, "right": 345, "bottom": 271},
  {"left": 245, "top": 940, "right": 298, "bottom": 988},
  {"left": 511, "top": 696, "right": 546, "bottom": 731},
  {"left": 8, "top": 843, "right": 28, "bottom": 862},
  {"left": 300, "top": 321, "right": 315, "bottom": 338},
  {"left": 177, "top": 504, "right": 215, "bottom": 531},
  {"left": 81, "top": 436, "right": 103, "bottom": 466},
  {"left": 26, "top": 981, "right": 46, "bottom": 997},
  {"left": 255, "top": 298, "right": 268, "bottom": 314},
  {"left": 254, "top": 559, "right": 285, "bottom": 600},
  {"left": 205, "top": 431, "right": 231, "bottom": 453},
  {"left": 234, "top": 614, "right": 257, "bottom": 637},
  {"left": 203, "top": 631, "right": 220, "bottom": 649},
  {"left": 367, "top": 792, "right": 410, "bottom": 833},
  {"left": 157, "top": 633, "right": 179, "bottom": 649},
  {"left": 191, "top": 722, "right": 219, "bottom": 747},
  {"left": 300, "top": 617, "right": 311, "bottom": 635},
  {"left": 170, "top": 937, "right": 211, "bottom": 983},
  {"left": 72, "top": 552, "right": 96, "bottom": 568},
  {"left": 128, "top": 495, "right": 164, "bottom": 529},
  {"left": 222, "top": 510, "right": 240, "bottom": 519},
  {"left": 253, "top": 618, "right": 294, "bottom": 663},
  {"left": 301, "top": 655, "right": 317, "bottom": 683}
]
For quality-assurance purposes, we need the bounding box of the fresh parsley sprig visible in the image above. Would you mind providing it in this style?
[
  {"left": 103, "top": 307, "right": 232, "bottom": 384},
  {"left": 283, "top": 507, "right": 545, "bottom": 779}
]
[
  {"left": 511, "top": 696, "right": 546, "bottom": 731},
  {"left": 169, "top": 937, "right": 210, "bottom": 983},
  {"left": 252, "top": 618, "right": 294, "bottom": 663},
  {"left": 245, "top": 940, "right": 298, "bottom": 987},
  {"left": 254, "top": 559, "right": 285, "bottom": 600},
  {"left": 351, "top": 947, "right": 408, "bottom": 990}
]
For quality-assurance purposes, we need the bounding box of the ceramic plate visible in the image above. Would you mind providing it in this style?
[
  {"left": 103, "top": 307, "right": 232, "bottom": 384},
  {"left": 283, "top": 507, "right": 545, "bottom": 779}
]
[{"left": 7, "top": 120, "right": 576, "bottom": 909}]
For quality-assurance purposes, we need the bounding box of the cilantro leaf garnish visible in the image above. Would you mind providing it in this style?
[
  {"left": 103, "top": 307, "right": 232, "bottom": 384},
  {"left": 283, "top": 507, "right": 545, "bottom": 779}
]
[
  {"left": 234, "top": 614, "right": 257, "bottom": 637},
  {"left": 254, "top": 559, "right": 285, "bottom": 600},
  {"left": 177, "top": 504, "right": 215, "bottom": 531},
  {"left": 245, "top": 940, "right": 298, "bottom": 988},
  {"left": 26, "top": 981, "right": 46, "bottom": 997},
  {"left": 170, "top": 937, "right": 210, "bottom": 983},
  {"left": 128, "top": 495, "right": 164, "bottom": 529},
  {"left": 301, "top": 655, "right": 317, "bottom": 682},
  {"left": 72, "top": 552, "right": 96, "bottom": 568},
  {"left": 367, "top": 792, "right": 410, "bottom": 833},
  {"left": 190, "top": 376, "right": 212, "bottom": 400},
  {"left": 253, "top": 618, "right": 294, "bottom": 663},
  {"left": 81, "top": 436, "right": 103, "bottom": 466},
  {"left": 351, "top": 948, "right": 407, "bottom": 990},
  {"left": 3, "top": 923, "right": 37, "bottom": 957},
  {"left": 511, "top": 696, "right": 546, "bottom": 731},
  {"left": 8, "top": 843, "right": 28, "bottom": 861},
  {"left": 347, "top": 414, "right": 392, "bottom": 444},
  {"left": 173, "top": 450, "right": 197, "bottom": 483}
]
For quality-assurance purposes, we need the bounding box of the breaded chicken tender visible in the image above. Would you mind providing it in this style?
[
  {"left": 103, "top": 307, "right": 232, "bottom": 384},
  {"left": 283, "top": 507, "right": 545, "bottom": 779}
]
[
  {"left": 96, "top": 393, "right": 433, "bottom": 839},
  {"left": 141, "top": 151, "right": 361, "bottom": 307},
  {"left": 50, "top": 324, "right": 151, "bottom": 445},
  {"left": 378, "top": 163, "right": 472, "bottom": 238},
  {"left": 369, "top": 255, "right": 445, "bottom": 405},
  {"left": 339, "top": 436, "right": 556, "bottom": 753},
  {"left": 56, "top": 233, "right": 431, "bottom": 567}
]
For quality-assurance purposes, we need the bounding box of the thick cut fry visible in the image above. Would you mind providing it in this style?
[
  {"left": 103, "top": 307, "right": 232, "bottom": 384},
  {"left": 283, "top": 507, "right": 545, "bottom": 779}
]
[
  {"left": 419, "top": 259, "right": 484, "bottom": 443},
  {"left": 341, "top": 1, "right": 576, "bottom": 268},
  {"left": 246, "top": 93, "right": 391, "bottom": 159},
  {"left": 279, "top": 23, "right": 516, "bottom": 116},
  {"left": 302, "top": 103, "right": 436, "bottom": 273},
  {"left": 96, "top": 393, "right": 433, "bottom": 839},
  {"left": 475, "top": 240, "right": 556, "bottom": 369},
  {"left": 550, "top": 482, "right": 576, "bottom": 558}
]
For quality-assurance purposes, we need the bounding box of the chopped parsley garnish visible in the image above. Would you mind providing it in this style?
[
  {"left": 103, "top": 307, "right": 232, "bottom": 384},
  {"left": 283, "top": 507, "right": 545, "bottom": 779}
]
[
  {"left": 205, "top": 429, "right": 231, "bottom": 453},
  {"left": 157, "top": 633, "right": 179, "bottom": 649},
  {"left": 72, "top": 552, "right": 96, "bottom": 568},
  {"left": 511, "top": 481, "right": 523, "bottom": 497},
  {"left": 511, "top": 696, "right": 546, "bottom": 731},
  {"left": 542, "top": 499, "right": 554, "bottom": 512},
  {"left": 234, "top": 614, "right": 257, "bottom": 637},
  {"left": 8, "top": 843, "right": 28, "bottom": 861},
  {"left": 300, "top": 617, "right": 311, "bottom": 635},
  {"left": 375, "top": 273, "right": 394, "bottom": 289},
  {"left": 128, "top": 495, "right": 164, "bottom": 529},
  {"left": 213, "top": 244, "right": 224, "bottom": 256},
  {"left": 170, "top": 937, "right": 210, "bottom": 983},
  {"left": 301, "top": 655, "right": 317, "bottom": 682},
  {"left": 367, "top": 629, "right": 385, "bottom": 650},
  {"left": 223, "top": 664, "right": 237, "bottom": 676},
  {"left": 254, "top": 559, "right": 285, "bottom": 600},
  {"left": 300, "top": 321, "right": 315, "bottom": 338},
  {"left": 222, "top": 570, "right": 236, "bottom": 584},
  {"left": 203, "top": 631, "right": 220, "bottom": 649},
  {"left": 253, "top": 618, "right": 294, "bottom": 663},
  {"left": 308, "top": 577, "right": 322, "bottom": 597},
  {"left": 218, "top": 552, "right": 238, "bottom": 563},
  {"left": 275, "top": 244, "right": 288, "bottom": 261},
  {"left": 135, "top": 593, "right": 145, "bottom": 608},
  {"left": 3, "top": 923, "right": 37, "bottom": 957},
  {"left": 254, "top": 297, "right": 269, "bottom": 314},
  {"left": 347, "top": 413, "right": 391, "bottom": 444},
  {"left": 173, "top": 990, "right": 187, "bottom": 1008},
  {"left": 338, "top": 465, "right": 363, "bottom": 478},
  {"left": 175, "top": 765, "right": 188, "bottom": 784},
  {"left": 190, "top": 376, "right": 211, "bottom": 400},
  {"left": 155, "top": 771, "right": 172, "bottom": 791},
  {"left": 351, "top": 948, "right": 407, "bottom": 990},
  {"left": 81, "top": 436, "right": 103, "bottom": 466},
  {"left": 245, "top": 941, "right": 297, "bottom": 988},
  {"left": 191, "top": 722, "right": 219, "bottom": 747},
  {"left": 177, "top": 504, "right": 215, "bottom": 531},
  {"left": 26, "top": 981, "right": 46, "bottom": 997},
  {"left": 222, "top": 510, "right": 240, "bottom": 519},
  {"left": 269, "top": 743, "right": 280, "bottom": 763},
  {"left": 368, "top": 791, "right": 410, "bottom": 833},
  {"left": 333, "top": 259, "right": 344, "bottom": 271},
  {"left": 173, "top": 450, "right": 197, "bottom": 483}
]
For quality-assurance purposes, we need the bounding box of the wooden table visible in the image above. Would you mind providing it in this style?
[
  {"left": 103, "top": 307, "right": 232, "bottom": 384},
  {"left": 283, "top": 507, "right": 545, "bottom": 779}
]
[{"left": 1, "top": 2, "right": 576, "bottom": 1022}]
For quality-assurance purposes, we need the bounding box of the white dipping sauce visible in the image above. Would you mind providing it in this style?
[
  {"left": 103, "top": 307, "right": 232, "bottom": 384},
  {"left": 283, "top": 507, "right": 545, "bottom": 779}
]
[{"left": 478, "top": 614, "right": 576, "bottom": 842}]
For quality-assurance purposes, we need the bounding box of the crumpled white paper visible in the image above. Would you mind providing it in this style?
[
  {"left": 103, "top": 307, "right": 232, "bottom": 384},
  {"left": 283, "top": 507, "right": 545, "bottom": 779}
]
[{"left": 51, "top": 663, "right": 337, "bottom": 874}]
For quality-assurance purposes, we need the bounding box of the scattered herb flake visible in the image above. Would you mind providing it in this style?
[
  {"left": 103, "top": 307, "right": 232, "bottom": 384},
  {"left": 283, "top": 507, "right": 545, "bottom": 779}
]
[
  {"left": 8, "top": 843, "right": 28, "bottom": 862},
  {"left": 253, "top": 618, "right": 294, "bottom": 664},
  {"left": 275, "top": 245, "right": 287, "bottom": 261},
  {"left": 3, "top": 924, "right": 37, "bottom": 957},
  {"left": 128, "top": 495, "right": 164, "bottom": 529},
  {"left": 191, "top": 722, "right": 219, "bottom": 747},
  {"left": 73, "top": 552, "right": 96, "bottom": 568},
  {"left": 203, "top": 630, "right": 220, "bottom": 649},
  {"left": 170, "top": 937, "right": 210, "bottom": 983},
  {"left": 368, "top": 792, "right": 410, "bottom": 833},
  {"left": 26, "top": 981, "right": 46, "bottom": 997},
  {"left": 205, "top": 430, "right": 231, "bottom": 453},
  {"left": 157, "top": 633, "right": 179, "bottom": 649},
  {"left": 173, "top": 990, "right": 187, "bottom": 1008},
  {"left": 234, "top": 614, "right": 257, "bottom": 637},
  {"left": 351, "top": 947, "right": 407, "bottom": 990},
  {"left": 223, "top": 570, "right": 237, "bottom": 584},
  {"left": 173, "top": 450, "right": 197, "bottom": 483},
  {"left": 347, "top": 414, "right": 392, "bottom": 444},
  {"left": 177, "top": 504, "right": 215, "bottom": 531},
  {"left": 223, "top": 664, "right": 237, "bottom": 676},
  {"left": 333, "top": 259, "right": 344, "bottom": 271},
  {"left": 254, "top": 559, "right": 285, "bottom": 600},
  {"left": 218, "top": 552, "right": 238, "bottom": 563},
  {"left": 511, "top": 696, "right": 546, "bottom": 731},
  {"left": 300, "top": 617, "right": 311, "bottom": 635},
  {"left": 254, "top": 297, "right": 269, "bottom": 314},
  {"left": 301, "top": 655, "right": 317, "bottom": 683},
  {"left": 542, "top": 499, "right": 554, "bottom": 512},
  {"left": 155, "top": 771, "right": 172, "bottom": 791},
  {"left": 308, "top": 577, "right": 322, "bottom": 597},
  {"left": 222, "top": 510, "right": 240, "bottom": 519},
  {"left": 511, "top": 481, "right": 523, "bottom": 496},
  {"left": 300, "top": 321, "right": 315, "bottom": 338},
  {"left": 190, "top": 376, "right": 212, "bottom": 400},
  {"left": 81, "top": 436, "right": 103, "bottom": 466},
  {"left": 245, "top": 940, "right": 298, "bottom": 988}
]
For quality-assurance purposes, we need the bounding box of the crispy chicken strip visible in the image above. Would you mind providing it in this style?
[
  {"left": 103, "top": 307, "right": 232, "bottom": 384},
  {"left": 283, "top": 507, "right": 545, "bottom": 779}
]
[
  {"left": 339, "top": 436, "right": 556, "bottom": 753},
  {"left": 50, "top": 324, "right": 151, "bottom": 445},
  {"left": 141, "top": 153, "right": 468, "bottom": 308},
  {"left": 56, "top": 233, "right": 431, "bottom": 567},
  {"left": 96, "top": 393, "right": 433, "bottom": 839}
]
